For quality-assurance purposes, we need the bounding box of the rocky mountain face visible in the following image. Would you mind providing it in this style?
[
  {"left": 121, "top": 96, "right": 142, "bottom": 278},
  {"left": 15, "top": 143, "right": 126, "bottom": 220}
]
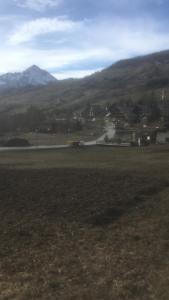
[{"left": 0, "top": 65, "right": 56, "bottom": 90}]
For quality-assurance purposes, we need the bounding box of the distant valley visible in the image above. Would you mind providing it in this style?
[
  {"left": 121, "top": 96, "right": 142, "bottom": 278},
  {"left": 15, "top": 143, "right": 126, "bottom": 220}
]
[{"left": 1, "top": 50, "right": 169, "bottom": 137}]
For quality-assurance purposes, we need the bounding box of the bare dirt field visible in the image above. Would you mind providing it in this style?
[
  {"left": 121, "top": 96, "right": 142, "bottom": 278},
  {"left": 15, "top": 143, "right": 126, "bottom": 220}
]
[{"left": 0, "top": 146, "right": 169, "bottom": 299}]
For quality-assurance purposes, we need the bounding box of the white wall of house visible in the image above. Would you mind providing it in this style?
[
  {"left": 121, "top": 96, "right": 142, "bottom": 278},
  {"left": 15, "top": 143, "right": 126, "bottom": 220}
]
[{"left": 156, "top": 131, "right": 169, "bottom": 143}]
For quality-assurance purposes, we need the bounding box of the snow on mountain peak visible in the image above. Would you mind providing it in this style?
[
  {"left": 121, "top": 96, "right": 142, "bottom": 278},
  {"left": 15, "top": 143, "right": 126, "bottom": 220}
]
[{"left": 0, "top": 65, "right": 57, "bottom": 90}]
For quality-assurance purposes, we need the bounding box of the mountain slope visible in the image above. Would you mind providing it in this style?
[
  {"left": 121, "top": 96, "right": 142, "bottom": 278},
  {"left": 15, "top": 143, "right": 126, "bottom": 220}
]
[
  {"left": 1, "top": 49, "right": 169, "bottom": 114},
  {"left": 0, "top": 65, "right": 56, "bottom": 91}
]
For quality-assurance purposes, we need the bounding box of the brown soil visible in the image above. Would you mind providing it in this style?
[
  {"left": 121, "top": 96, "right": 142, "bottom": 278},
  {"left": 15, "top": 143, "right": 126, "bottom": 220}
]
[{"left": 0, "top": 167, "right": 169, "bottom": 299}]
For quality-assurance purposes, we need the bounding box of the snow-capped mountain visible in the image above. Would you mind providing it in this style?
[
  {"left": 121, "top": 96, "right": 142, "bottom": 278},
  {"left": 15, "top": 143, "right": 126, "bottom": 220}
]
[{"left": 0, "top": 65, "right": 57, "bottom": 90}]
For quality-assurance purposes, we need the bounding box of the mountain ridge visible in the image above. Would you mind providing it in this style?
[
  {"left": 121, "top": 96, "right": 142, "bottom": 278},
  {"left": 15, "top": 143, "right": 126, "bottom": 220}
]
[
  {"left": 0, "top": 65, "right": 57, "bottom": 90},
  {"left": 1, "top": 49, "right": 169, "bottom": 114}
]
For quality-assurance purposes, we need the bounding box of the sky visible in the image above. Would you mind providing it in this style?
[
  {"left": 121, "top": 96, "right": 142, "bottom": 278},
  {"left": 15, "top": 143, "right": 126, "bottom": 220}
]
[{"left": 0, "top": 0, "right": 169, "bottom": 79}]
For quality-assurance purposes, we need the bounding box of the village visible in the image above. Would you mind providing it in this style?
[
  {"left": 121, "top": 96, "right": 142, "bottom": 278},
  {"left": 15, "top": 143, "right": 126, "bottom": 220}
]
[
  {"left": 60, "top": 89, "right": 169, "bottom": 147},
  {"left": 1, "top": 89, "right": 169, "bottom": 148},
  {"left": 76, "top": 89, "right": 169, "bottom": 147}
]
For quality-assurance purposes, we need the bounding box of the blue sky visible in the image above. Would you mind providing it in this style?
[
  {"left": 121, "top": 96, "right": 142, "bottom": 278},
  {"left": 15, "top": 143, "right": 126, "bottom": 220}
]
[{"left": 0, "top": 0, "right": 169, "bottom": 78}]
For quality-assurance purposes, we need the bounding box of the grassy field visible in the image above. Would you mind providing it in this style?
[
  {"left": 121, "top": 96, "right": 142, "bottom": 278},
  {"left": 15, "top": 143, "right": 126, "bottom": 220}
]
[
  {"left": 0, "top": 145, "right": 169, "bottom": 299},
  {"left": 3, "top": 127, "right": 103, "bottom": 146}
]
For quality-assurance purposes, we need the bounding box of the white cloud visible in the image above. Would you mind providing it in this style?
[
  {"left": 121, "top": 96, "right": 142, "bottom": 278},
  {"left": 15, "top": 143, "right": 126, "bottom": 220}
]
[
  {"left": 108, "top": 0, "right": 164, "bottom": 6},
  {"left": 9, "top": 17, "right": 81, "bottom": 45},
  {"left": 53, "top": 69, "right": 102, "bottom": 79},
  {"left": 14, "top": 0, "right": 63, "bottom": 11},
  {"left": 0, "top": 47, "right": 115, "bottom": 74},
  {"left": 1, "top": 16, "right": 169, "bottom": 78},
  {"left": 81, "top": 17, "right": 169, "bottom": 58}
]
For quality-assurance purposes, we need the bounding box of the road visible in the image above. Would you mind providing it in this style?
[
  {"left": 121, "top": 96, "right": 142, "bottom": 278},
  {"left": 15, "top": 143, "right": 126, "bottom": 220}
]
[
  {"left": 85, "top": 121, "right": 116, "bottom": 146},
  {"left": 0, "top": 122, "right": 116, "bottom": 151},
  {"left": 0, "top": 144, "right": 70, "bottom": 152}
]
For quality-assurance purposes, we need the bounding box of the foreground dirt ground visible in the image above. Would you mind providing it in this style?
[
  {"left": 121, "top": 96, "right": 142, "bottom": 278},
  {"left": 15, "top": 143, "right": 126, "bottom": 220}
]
[{"left": 0, "top": 146, "right": 169, "bottom": 299}]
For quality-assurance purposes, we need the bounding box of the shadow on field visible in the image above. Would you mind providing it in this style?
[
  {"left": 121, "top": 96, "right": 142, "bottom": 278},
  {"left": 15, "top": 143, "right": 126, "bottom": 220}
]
[
  {"left": 92, "top": 207, "right": 125, "bottom": 225},
  {"left": 0, "top": 168, "right": 168, "bottom": 228},
  {"left": 89, "top": 185, "right": 168, "bottom": 226},
  {"left": 0, "top": 167, "right": 169, "bottom": 300}
]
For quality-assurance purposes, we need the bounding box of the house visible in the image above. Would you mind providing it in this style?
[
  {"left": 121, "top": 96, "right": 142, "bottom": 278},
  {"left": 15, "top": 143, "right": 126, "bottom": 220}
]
[
  {"left": 102, "top": 127, "right": 157, "bottom": 146},
  {"left": 111, "top": 129, "right": 136, "bottom": 144},
  {"left": 135, "top": 129, "right": 157, "bottom": 146},
  {"left": 156, "top": 129, "right": 169, "bottom": 144},
  {"left": 112, "top": 113, "right": 127, "bottom": 128}
]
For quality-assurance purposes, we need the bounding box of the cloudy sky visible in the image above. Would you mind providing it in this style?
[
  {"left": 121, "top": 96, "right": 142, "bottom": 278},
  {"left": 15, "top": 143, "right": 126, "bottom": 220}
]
[{"left": 0, "top": 0, "right": 169, "bottom": 79}]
